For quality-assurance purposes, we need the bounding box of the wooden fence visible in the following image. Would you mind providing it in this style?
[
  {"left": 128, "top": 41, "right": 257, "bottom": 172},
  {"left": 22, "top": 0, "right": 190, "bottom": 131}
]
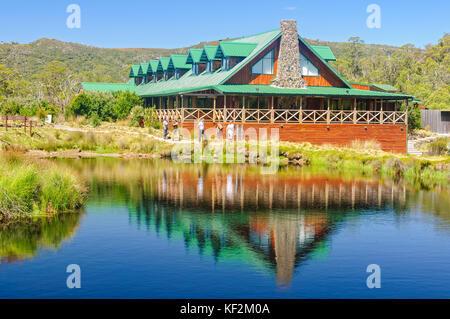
[
  {"left": 2, "top": 115, "right": 35, "bottom": 136},
  {"left": 154, "top": 108, "right": 407, "bottom": 125},
  {"left": 421, "top": 110, "right": 450, "bottom": 133}
]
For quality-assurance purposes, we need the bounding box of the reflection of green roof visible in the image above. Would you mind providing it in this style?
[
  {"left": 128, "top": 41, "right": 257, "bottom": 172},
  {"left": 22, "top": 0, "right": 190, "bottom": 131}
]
[
  {"left": 129, "top": 65, "right": 140, "bottom": 78},
  {"left": 372, "top": 83, "right": 399, "bottom": 92},
  {"left": 311, "top": 46, "right": 336, "bottom": 61},
  {"left": 215, "top": 42, "right": 257, "bottom": 59},
  {"left": 200, "top": 45, "right": 219, "bottom": 63},
  {"left": 186, "top": 49, "right": 203, "bottom": 64},
  {"left": 81, "top": 82, "right": 135, "bottom": 93}
]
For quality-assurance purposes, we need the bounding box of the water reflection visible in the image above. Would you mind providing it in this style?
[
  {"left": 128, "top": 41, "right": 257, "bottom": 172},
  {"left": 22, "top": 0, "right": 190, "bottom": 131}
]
[
  {"left": 54, "top": 158, "right": 449, "bottom": 286},
  {"left": 0, "top": 213, "right": 83, "bottom": 265}
]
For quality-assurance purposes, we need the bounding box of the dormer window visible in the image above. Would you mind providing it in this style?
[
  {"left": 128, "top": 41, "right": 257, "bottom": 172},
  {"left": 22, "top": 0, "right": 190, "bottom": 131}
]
[
  {"left": 251, "top": 49, "right": 274, "bottom": 75},
  {"left": 174, "top": 70, "right": 180, "bottom": 79},
  {"left": 222, "top": 57, "right": 230, "bottom": 71}
]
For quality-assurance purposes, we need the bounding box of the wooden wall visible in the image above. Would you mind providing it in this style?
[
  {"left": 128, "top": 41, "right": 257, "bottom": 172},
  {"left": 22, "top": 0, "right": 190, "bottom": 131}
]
[
  {"left": 351, "top": 83, "right": 371, "bottom": 91},
  {"left": 298, "top": 40, "right": 347, "bottom": 88},
  {"left": 227, "top": 39, "right": 280, "bottom": 85},
  {"left": 180, "top": 122, "right": 407, "bottom": 153},
  {"left": 226, "top": 38, "right": 349, "bottom": 88}
]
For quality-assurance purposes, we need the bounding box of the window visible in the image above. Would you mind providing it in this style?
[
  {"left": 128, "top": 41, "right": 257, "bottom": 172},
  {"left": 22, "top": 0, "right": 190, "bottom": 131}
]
[
  {"left": 222, "top": 57, "right": 230, "bottom": 71},
  {"left": 251, "top": 49, "right": 274, "bottom": 75},
  {"left": 300, "top": 53, "right": 319, "bottom": 76},
  {"left": 206, "top": 61, "right": 214, "bottom": 73},
  {"left": 192, "top": 63, "right": 199, "bottom": 75}
]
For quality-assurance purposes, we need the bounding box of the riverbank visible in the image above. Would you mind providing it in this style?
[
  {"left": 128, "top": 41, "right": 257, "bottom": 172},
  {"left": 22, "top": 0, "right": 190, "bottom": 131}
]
[
  {"left": 0, "top": 151, "right": 87, "bottom": 220},
  {"left": 1, "top": 124, "right": 448, "bottom": 189}
]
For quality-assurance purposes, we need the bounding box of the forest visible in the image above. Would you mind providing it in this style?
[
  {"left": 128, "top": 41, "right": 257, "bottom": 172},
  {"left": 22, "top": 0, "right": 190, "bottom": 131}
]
[{"left": 0, "top": 34, "right": 449, "bottom": 120}]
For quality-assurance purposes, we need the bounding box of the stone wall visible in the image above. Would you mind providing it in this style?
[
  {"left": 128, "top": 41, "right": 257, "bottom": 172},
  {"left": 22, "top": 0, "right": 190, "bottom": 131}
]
[{"left": 271, "top": 20, "right": 307, "bottom": 89}]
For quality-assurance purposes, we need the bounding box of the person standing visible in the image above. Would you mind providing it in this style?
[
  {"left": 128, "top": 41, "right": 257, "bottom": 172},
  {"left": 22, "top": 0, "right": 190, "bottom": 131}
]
[
  {"left": 173, "top": 118, "right": 179, "bottom": 141},
  {"left": 163, "top": 117, "right": 169, "bottom": 140},
  {"left": 216, "top": 122, "right": 223, "bottom": 140},
  {"left": 226, "top": 122, "right": 234, "bottom": 141},
  {"left": 198, "top": 118, "right": 207, "bottom": 142}
]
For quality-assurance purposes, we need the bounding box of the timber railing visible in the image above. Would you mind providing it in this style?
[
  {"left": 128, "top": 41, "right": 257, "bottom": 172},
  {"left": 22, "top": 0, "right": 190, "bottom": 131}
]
[
  {"left": 2, "top": 115, "right": 36, "bottom": 136},
  {"left": 154, "top": 108, "right": 407, "bottom": 125}
]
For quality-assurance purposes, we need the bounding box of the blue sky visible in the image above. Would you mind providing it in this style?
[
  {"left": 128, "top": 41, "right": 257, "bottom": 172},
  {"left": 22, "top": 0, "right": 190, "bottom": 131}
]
[{"left": 0, "top": 0, "right": 448, "bottom": 48}]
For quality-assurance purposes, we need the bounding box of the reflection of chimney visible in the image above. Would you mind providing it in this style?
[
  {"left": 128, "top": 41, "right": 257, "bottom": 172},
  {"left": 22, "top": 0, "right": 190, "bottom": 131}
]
[
  {"left": 273, "top": 216, "right": 299, "bottom": 286},
  {"left": 271, "top": 20, "right": 307, "bottom": 89}
]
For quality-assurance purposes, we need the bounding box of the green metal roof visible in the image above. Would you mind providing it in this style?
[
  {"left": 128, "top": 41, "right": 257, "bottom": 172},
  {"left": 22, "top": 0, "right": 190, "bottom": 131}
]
[
  {"left": 311, "top": 46, "right": 336, "bottom": 61},
  {"left": 157, "top": 57, "right": 171, "bottom": 73},
  {"left": 87, "top": 28, "right": 411, "bottom": 100},
  {"left": 149, "top": 60, "right": 160, "bottom": 74},
  {"left": 129, "top": 65, "right": 140, "bottom": 78},
  {"left": 136, "top": 29, "right": 282, "bottom": 97},
  {"left": 213, "top": 85, "right": 412, "bottom": 99},
  {"left": 186, "top": 49, "right": 203, "bottom": 64},
  {"left": 169, "top": 55, "right": 191, "bottom": 70},
  {"left": 200, "top": 45, "right": 219, "bottom": 63},
  {"left": 215, "top": 42, "right": 258, "bottom": 59},
  {"left": 137, "top": 62, "right": 150, "bottom": 77},
  {"left": 81, "top": 82, "right": 136, "bottom": 93},
  {"left": 371, "top": 83, "right": 399, "bottom": 92}
]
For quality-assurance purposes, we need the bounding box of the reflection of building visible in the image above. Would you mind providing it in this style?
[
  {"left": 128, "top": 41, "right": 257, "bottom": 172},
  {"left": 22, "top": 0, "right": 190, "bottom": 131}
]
[
  {"left": 152, "top": 167, "right": 408, "bottom": 211},
  {"left": 125, "top": 166, "right": 409, "bottom": 286}
]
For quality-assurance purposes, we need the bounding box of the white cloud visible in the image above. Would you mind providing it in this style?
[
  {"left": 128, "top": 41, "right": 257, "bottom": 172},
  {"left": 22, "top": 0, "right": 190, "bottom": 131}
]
[{"left": 283, "top": 6, "right": 297, "bottom": 11}]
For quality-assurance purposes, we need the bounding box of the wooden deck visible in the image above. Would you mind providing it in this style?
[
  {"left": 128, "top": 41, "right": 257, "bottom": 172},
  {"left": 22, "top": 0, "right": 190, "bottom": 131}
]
[{"left": 154, "top": 108, "right": 407, "bottom": 125}]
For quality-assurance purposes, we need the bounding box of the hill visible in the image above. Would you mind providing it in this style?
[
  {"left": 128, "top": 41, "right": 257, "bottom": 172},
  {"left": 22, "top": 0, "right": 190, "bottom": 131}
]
[{"left": 0, "top": 34, "right": 448, "bottom": 111}]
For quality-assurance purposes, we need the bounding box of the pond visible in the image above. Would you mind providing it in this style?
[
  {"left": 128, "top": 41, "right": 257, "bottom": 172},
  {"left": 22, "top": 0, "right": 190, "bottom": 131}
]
[{"left": 0, "top": 158, "right": 449, "bottom": 299}]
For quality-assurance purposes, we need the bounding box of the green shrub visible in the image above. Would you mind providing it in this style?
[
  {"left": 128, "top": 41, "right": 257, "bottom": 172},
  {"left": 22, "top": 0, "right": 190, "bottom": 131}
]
[
  {"left": 113, "top": 91, "right": 143, "bottom": 120},
  {"left": 129, "top": 105, "right": 145, "bottom": 127},
  {"left": 67, "top": 91, "right": 143, "bottom": 123},
  {"left": 429, "top": 137, "right": 449, "bottom": 155},
  {"left": 91, "top": 113, "right": 101, "bottom": 128}
]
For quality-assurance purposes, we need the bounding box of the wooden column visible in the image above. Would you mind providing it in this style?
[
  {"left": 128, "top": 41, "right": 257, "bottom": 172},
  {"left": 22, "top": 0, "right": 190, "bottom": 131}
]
[
  {"left": 271, "top": 97, "right": 275, "bottom": 123},
  {"left": 213, "top": 96, "right": 217, "bottom": 122},
  {"left": 299, "top": 97, "right": 303, "bottom": 123},
  {"left": 352, "top": 98, "right": 357, "bottom": 124},
  {"left": 224, "top": 95, "right": 227, "bottom": 122},
  {"left": 326, "top": 99, "right": 331, "bottom": 124},
  {"left": 242, "top": 96, "right": 246, "bottom": 123},
  {"left": 380, "top": 100, "right": 384, "bottom": 124}
]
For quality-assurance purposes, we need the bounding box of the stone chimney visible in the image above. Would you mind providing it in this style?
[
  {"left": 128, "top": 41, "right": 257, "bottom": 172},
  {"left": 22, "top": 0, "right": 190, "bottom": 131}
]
[{"left": 271, "top": 20, "right": 307, "bottom": 89}]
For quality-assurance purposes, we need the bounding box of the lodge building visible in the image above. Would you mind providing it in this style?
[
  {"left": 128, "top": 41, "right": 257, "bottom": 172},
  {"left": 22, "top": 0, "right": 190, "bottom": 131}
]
[{"left": 81, "top": 20, "right": 414, "bottom": 153}]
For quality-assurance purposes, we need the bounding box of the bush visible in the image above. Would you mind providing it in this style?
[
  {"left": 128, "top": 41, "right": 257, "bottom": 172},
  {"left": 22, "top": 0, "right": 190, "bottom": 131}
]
[
  {"left": 113, "top": 91, "right": 143, "bottom": 120},
  {"left": 91, "top": 113, "right": 101, "bottom": 128},
  {"left": 67, "top": 91, "right": 143, "bottom": 123},
  {"left": 429, "top": 137, "right": 449, "bottom": 155},
  {"left": 129, "top": 106, "right": 145, "bottom": 127}
]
